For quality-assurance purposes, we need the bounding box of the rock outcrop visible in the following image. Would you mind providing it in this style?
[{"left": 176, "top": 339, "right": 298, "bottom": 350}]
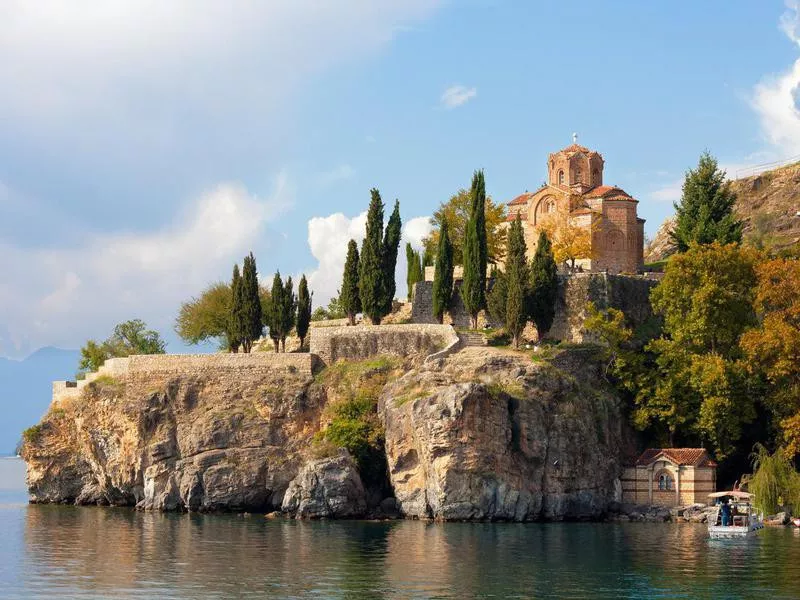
[
  {"left": 380, "top": 348, "right": 627, "bottom": 521},
  {"left": 281, "top": 450, "right": 367, "bottom": 518}
]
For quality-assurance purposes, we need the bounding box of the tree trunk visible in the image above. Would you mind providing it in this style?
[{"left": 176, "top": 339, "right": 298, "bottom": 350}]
[
  {"left": 299, "top": 335, "right": 305, "bottom": 351},
  {"left": 272, "top": 339, "right": 279, "bottom": 353},
  {"left": 280, "top": 338, "right": 286, "bottom": 353},
  {"left": 347, "top": 313, "right": 355, "bottom": 326}
]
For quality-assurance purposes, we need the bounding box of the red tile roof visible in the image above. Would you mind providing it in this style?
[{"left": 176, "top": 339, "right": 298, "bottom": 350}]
[
  {"left": 634, "top": 448, "right": 717, "bottom": 468},
  {"left": 508, "top": 192, "right": 534, "bottom": 206},
  {"left": 584, "top": 185, "right": 632, "bottom": 199},
  {"left": 505, "top": 210, "right": 527, "bottom": 222}
]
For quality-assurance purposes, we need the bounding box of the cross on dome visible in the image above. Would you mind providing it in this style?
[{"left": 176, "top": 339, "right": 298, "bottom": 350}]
[{"left": 572, "top": 132, "right": 578, "bottom": 144}]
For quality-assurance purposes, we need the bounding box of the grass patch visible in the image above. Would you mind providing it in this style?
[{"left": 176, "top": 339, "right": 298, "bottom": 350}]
[
  {"left": 643, "top": 259, "right": 669, "bottom": 272},
  {"left": 22, "top": 424, "right": 44, "bottom": 444},
  {"left": 486, "top": 380, "right": 527, "bottom": 400}
]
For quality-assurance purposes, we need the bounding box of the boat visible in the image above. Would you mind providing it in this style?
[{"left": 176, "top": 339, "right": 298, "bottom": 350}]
[
  {"left": 707, "top": 491, "right": 764, "bottom": 539},
  {"left": 792, "top": 517, "right": 800, "bottom": 528}
]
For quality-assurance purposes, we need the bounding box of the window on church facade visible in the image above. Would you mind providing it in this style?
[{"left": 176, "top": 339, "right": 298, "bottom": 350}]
[
  {"left": 558, "top": 170, "right": 564, "bottom": 185},
  {"left": 657, "top": 471, "right": 674, "bottom": 491}
]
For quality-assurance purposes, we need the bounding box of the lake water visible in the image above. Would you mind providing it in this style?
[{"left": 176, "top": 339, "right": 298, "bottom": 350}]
[{"left": 2, "top": 458, "right": 800, "bottom": 599}]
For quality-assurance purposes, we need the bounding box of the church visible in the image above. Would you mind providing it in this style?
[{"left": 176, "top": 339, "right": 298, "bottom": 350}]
[{"left": 506, "top": 138, "right": 645, "bottom": 273}]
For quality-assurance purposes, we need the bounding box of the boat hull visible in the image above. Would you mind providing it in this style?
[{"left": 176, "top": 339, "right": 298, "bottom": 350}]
[{"left": 708, "top": 524, "right": 763, "bottom": 539}]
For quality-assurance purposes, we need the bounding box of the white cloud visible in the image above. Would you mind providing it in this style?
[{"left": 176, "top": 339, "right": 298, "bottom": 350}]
[
  {"left": 306, "top": 212, "right": 431, "bottom": 306},
  {"left": 317, "top": 165, "right": 356, "bottom": 186},
  {"left": 752, "top": 1, "right": 800, "bottom": 156},
  {"left": 648, "top": 180, "right": 682, "bottom": 204},
  {"left": 440, "top": 85, "right": 477, "bottom": 109},
  {"left": 0, "top": 176, "right": 292, "bottom": 358}
]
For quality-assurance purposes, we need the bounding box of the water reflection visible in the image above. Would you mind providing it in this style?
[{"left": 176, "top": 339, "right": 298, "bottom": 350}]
[{"left": 11, "top": 506, "right": 800, "bottom": 598}]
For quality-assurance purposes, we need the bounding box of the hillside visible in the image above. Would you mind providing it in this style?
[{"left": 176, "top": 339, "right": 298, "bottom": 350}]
[{"left": 644, "top": 161, "right": 800, "bottom": 263}]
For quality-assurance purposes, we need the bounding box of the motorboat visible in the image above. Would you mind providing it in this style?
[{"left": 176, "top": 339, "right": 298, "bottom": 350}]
[{"left": 707, "top": 491, "right": 764, "bottom": 539}]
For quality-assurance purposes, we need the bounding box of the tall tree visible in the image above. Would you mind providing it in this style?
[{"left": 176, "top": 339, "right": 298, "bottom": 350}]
[
  {"left": 670, "top": 152, "right": 742, "bottom": 252},
  {"left": 461, "top": 170, "right": 488, "bottom": 328},
  {"left": 422, "top": 188, "right": 507, "bottom": 266},
  {"left": 360, "top": 188, "right": 385, "bottom": 324},
  {"left": 240, "top": 252, "right": 262, "bottom": 353},
  {"left": 175, "top": 282, "right": 233, "bottom": 350},
  {"left": 296, "top": 275, "right": 312, "bottom": 351},
  {"left": 79, "top": 319, "right": 166, "bottom": 375},
  {"left": 268, "top": 272, "right": 284, "bottom": 352},
  {"left": 432, "top": 220, "right": 454, "bottom": 323},
  {"left": 340, "top": 239, "right": 361, "bottom": 325},
  {"left": 405, "top": 243, "right": 423, "bottom": 302},
  {"left": 529, "top": 231, "right": 559, "bottom": 339},
  {"left": 505, "top": 215, "right": 529, "bottom": 348},
  {"left": 487, "top": 266, "right": 507, "bottom": 327},
  {"left": 280, "top": 276, "right": 296, "bottom": 352},
  {"left": 229, "top": 264, "right": 244, "bottom": 353},
  {"left": 381, "top": 200, "right": 402, "bottom": 317}
]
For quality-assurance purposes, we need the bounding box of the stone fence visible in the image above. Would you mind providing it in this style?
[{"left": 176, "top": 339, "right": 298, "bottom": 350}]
[
  {"left": 52, "top": 353, "right": 318, "bottom": 405},
  {"left": 309, "top": 323, "right": 458, "bottom": 365}
]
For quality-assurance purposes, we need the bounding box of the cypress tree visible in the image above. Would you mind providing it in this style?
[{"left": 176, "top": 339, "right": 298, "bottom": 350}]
[
  {"left": 381, "top": 200, "right": 402, "bottom": 317},
  {"left": 505, "top": 214, "right": 529, "bottom": 348},
  {"left": 432, "top": 220, "right": 454, "bottom": 324},
  {"left": 340, "top": 239, "right": 361, "bottom": 325},
  {"left": 487, "top": 266, "right": 507, "bottom": 327},
  {"left": 671, "top": 152, "right": 742, "bottom": 252},
  {"left": 529, "top": 231, "right": 559, "bottom": 339},
  {"left": 268, "top": 272, "right": 284, "bottom": 352},
  {"left": 359, "top": 188, "right": 385, "bottom": 325},
  {"left": 406, "top": 244, "right": 424, "bottom": 302},
  {"left": 228, "top": 263, "right": 243, "bottom": 353},
  {"left": 280, "top": 276, "right": 296, "bottom": 352},
  {"left": 461, "top": 170, "right": 487, "bottom": 328},
  {"left": 296, "top": 275, "right": 312, "bottom": 351},
  {"left": 240, "top": 252, "right": 262, "bottom": 353}
]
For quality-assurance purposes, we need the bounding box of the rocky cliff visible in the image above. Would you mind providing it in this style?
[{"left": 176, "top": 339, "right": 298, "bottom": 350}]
[
  {"left": 645, "top": 162, "right": 800, "bottom": 262},
  {"left": 22, "top": 346, "right": 627, "bottom": 521}
]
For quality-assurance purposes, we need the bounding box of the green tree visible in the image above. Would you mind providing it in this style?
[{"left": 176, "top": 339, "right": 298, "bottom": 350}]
[
  {"left": 670, "top": 152, "right": 742, "bottom": 252},
  {"left": 229, "top": 263, "right": 244, "bottom": 353},
  {"left": 175, "top": 282, "right": 233, "bottom": 349},
  {"left": 529, "top": 231, "right": 559, "bottom": 339},
  {"left": 360, "top": 189, "right": 385, "bottom": 325},
  {"left": 487, "top": 266, "right": 507, "bottom": 327},
  {"left": 239, "top": 252, "right": 262, "bottom": 353},
  {"left": 280, "top": 276, "right": 296, "bottom": 352},
  {"left": 405, "top": 243, "right": 423, "bottom": 302},
  {"left": 505, "top": 215, "right": 529, "bottom": 348},
  {"left": 340, "top": 239, "right": 361, "bottom": 325},
  {"left": 268, "top": 271, "right": 284, "bottom": 352},
  {"left": 381, "top": 200, "right": 402, "bottom": 317},
  {"left": 422, "top": 188, "right": 507, "bottom": 265},
  {"left": 748, "top": 444, "right": 800, "bottom": 516},
  {"left": 296, "top": 275, "right": 312, "bottom": 351},
  {"left": 432, "top": 220, "right": 454, "bottom": 323},
  {"left": 461, "top": 170, "right": 488, "bottom": 328},
  {"left": 78, "top": 319, "right": 166, "bottom": 375}
]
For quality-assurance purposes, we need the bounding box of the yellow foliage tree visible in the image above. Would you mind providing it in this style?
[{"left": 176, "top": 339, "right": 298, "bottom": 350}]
[{"left": 538, "top": 199, "right": 595, "bottom": 271}]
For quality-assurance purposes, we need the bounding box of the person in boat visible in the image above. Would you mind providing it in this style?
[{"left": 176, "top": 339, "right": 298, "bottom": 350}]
[{"left": 720, "top": 498, "right": 732, "bottom": 526}]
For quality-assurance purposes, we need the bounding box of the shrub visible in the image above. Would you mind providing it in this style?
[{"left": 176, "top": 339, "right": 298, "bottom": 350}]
[{"left": 22, "top": 424, "right": 44, "bottom": 444}]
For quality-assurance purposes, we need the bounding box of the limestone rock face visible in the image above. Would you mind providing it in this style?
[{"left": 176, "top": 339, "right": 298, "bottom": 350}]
[
  {"left": 281, "top": 450, "right": 367, "bottom": 518},
  {"left": 380, "top": 348, "right": 626, "bottom": 521}
]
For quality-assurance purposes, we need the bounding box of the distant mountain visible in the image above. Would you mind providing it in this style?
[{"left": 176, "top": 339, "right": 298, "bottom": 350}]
[
  {"left": 644, "top": 161, "right": 800, "bottom": 262},
  {"left": 0, "top": 347, "right": 80, "bottom": 455}
]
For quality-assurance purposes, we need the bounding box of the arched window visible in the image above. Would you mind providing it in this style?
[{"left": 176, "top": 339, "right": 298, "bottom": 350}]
[
  {"left": 657, "top": 471, "right": 674, "bottom": 491},
  {"left": 545, "top": 199, "right": 555, "bottom": 213},
  {"left": 558, "top": 170, "right": 565, "bottom": 185},
  {"left": 574, "top": 168, "right": 581, "bottom": 184},
  {"left": 592, "top": 169, "right": 600, "bottom": 184}
]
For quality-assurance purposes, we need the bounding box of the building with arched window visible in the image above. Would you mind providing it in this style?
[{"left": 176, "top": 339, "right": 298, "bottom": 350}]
[
  {"left": 505, "top": 140, "right": 645, "bottom": 273},
  {"left": 621, "top": 448, "right": 717, "bottom": 507}
]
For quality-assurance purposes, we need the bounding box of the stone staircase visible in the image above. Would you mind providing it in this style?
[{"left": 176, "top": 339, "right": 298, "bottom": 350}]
[{"left": 458, "top": 331, "right": 488, "bottom": 347}]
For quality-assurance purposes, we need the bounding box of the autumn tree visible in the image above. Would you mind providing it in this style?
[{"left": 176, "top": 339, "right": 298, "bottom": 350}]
[
  {"left": 422, "top": 188, "right": 507, "bottom": 266},
  {"left": 538, "top": 200, "right": 594, "bottom": 271},
  {"left": 740, "top": 257, "right": 800, "bottom": 456},
  {"left": 529, "top": 231, "right": 559, "bottom": 338},
  {"left": 432, "top": 220, "right": 454, "bottom": 323},
  {"left": 505, "top": 214, "right": 529, "bottom": 348},
  {"left": 461, "top": 170, "right": 488, "bottom": 328},
  {"left": 340, "top": 239, "right": 361, "bottom": 325},
  {"left": 670, "top": 152, "right": 742, "bottom": 252},
  {"left": 296, "top": 275, "right": 312, "bottom": 351}
]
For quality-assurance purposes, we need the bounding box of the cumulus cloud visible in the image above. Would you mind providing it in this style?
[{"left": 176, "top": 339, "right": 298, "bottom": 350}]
[
  {"left": 0, "top": 176, "right": 292, "bottom": 358},
  {"left": 306, "top": 212, "right": 432, "bottom": 306},
  {"left": 316, "top": 165, "right": 357, "bottom": 186},
  {"left": 440, "top": 85, "right": 477, "bottom": 109},
  {"left": 752, "top": 1, "right": 800, "bottom": 156}
]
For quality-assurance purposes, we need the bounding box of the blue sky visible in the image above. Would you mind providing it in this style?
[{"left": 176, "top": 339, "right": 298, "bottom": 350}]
[{"left": 1, "top": 0, "right": 798, "bottom": 359}]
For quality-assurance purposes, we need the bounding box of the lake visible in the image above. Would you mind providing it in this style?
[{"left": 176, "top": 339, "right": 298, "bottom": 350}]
[{"left": 1, "top": 457, "right": 800, "bottom": 599}]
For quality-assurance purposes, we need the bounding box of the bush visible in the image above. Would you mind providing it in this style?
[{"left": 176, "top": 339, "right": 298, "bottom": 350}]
[{"left": 22, "top": 424, "right": 44, "bottom": 444}]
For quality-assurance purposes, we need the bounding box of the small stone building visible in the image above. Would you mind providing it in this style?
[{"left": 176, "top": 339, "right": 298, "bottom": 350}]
[
  {"left": 621, "top": 448, "right": 717, "bottom": 507},
  {"left": 505, "top": 137, "right": 645, "bottom": 273}
]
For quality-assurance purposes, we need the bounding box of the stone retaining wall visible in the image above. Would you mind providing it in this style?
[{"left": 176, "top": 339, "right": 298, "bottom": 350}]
[{"left": 309, "top": 323, "right": 457, "bottom": 365}]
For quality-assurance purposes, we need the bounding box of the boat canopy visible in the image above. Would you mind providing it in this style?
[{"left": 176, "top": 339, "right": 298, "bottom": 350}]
[{"left": 708, "top": 490, "right": 752, "bottom": 500}]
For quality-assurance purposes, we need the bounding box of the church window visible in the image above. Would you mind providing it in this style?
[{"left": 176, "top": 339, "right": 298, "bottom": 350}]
[
  {"left": 593, "top": 169, "right": 599, "bottom": 184},
  {"left": 657, "top": 471, "right": 674, "bottom": 491},
  {"left": 558, "top": 170, "right": 564, "bottom": 185}
]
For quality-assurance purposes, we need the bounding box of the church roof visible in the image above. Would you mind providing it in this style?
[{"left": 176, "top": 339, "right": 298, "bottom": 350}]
[
  {"left": 584, "top": 185, "right": 632, "bottom": 199},
  {"left": 554, "top": 143, "right": 603, "bottom": 158},
  {"left": 635, "top": 448, "right": 717, "bottom": 468},
  {"left": 508, "top": 191, "right": 535, "bottom": 206}
]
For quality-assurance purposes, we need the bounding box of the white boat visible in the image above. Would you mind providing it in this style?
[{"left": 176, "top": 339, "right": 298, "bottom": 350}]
[{"left": 707, "top": 491, "right": 764, "bottom": 539}]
